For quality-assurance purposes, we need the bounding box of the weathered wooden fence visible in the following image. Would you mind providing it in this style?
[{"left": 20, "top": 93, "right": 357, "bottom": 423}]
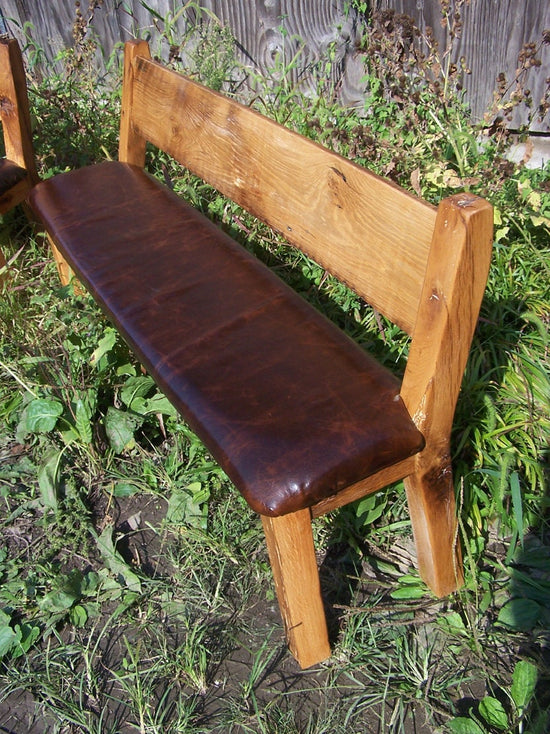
[
  {"left": 377, "top": 0, "right": 550, "bottom": 132},
  {"left": 1, "top": 1, "right": 548, "bottom": 132}
]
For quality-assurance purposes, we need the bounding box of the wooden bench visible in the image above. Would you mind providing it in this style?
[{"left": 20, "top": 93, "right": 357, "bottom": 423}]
[
  {"left": 0, "top": 38, "right": 39, "bottom": 279},
  {"left": 27, "top": 40, "right": 493, "bottom": 668}
]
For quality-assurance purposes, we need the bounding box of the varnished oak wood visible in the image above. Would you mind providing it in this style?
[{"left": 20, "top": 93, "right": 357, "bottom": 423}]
[
  {"left": 32, "top": 40, "right": 493, "bottom": 668},
  {"left": 119, "top": 39, "right": 149, "bottom": 168},
  {"left": 47, "top": 236, "right": 72, "bottom": 288},
  {"left": 0, "top": 39, "right": 38, "bottom": 184},
  {"left": 401, "top": 194, "right": 494, "bottom": 596},
  {"left": 311, "top": 456, "right": 417, "bottom": 518},
  {"left": 0, "top": 38, "right": 39, "bottom": 282},
  {"left": 116, "top": 41, "right": 493, "bottom": 666},
  {"left": 121, "top": 44, "right": 437, "bottom": 335},
  {"left": 262, "top": 510, "right": 331, "bottom": 669}
]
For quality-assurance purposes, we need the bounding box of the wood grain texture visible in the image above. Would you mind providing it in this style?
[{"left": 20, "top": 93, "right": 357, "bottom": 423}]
[
  {"left": 125, "top": 48, "right": 437, "bottom": 334},
  {"left": 401, "top": 193, "right": 493, "bottom": 596},
  {"left": 26, "top": 37, "right": 495, "bottom": 666},
  {"left": 122, "top": 44, "right": 492, "bottom": 606},
  {"left": 1, "top": 0, "right": 365, "bottom": 105},
  {"left": 0, "top": 38, "right": 37, "bottom": 181},
  {"left": 119, "top": 39, "right": 150, "bottom": 167},
  {"left": 262, "top": 509, "right": 330, "bottom": 669},
  {"left": 0, "top": 38, "right": 38, "bottom": 282},
  {"left": 2, "top": 0, "right": 547, "bottom": 129},
  {"left": 311, "top": 455, "right": 417, "bottom": 518}
]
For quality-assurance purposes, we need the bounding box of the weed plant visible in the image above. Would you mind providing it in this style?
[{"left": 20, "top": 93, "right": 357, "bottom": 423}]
[{"left": 0, "top": 2, "right": 549, "bottom": 732}]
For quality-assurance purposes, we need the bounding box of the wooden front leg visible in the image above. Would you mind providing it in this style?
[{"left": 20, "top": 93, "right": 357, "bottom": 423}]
[
  {"left": 261, "top": 508, "right": 331, "bottom": 668},
  {"left": 404, "top": 452, "right": 464, "bottom": 598}
]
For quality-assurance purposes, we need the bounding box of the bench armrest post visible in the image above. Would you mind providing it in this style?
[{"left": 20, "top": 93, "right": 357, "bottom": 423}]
[
  {"left": 119, "top": 40, "right": 150, "bottom": 166},
  {"left": 401, "top": 193, "right": 493, "bottom": 596},
  {"left": 0, "top": 38, "right": 38, "bottom": 182}
]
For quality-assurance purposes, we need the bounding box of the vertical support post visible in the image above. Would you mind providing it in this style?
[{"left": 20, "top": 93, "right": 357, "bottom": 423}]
[
  {"left": 47, "top": 236, "right": 72, "bottom": 287},
  {"left": 0, "top": 38, "right": 38, "bottom": 181},
  {"left": 119, "top": 40, "right": 150, "bottom": 167},
  {"left": 404, "top": 453, "right": 464, "bottom": 596},
  {"left": 401, "top": 193, "right": 493, "bottom": 596},
  {"left": 261, "top": 508, "right": 331, "bottom": 668}
]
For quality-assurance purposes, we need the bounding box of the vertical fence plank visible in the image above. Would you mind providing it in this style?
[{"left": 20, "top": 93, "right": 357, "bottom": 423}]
[{"left": 1, "top": 0, "right": 548, "bottom": 131}]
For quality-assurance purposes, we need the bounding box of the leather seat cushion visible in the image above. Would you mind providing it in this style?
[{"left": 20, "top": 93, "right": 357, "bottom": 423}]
[{"left": 28, "top": 161, "right": 424, "bottom": 516}]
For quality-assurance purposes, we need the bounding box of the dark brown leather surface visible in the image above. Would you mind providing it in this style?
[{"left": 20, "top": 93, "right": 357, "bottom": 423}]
[
  {"left": 0, "top": 158, "right": 27, "bottom": 194},
  {"left": 28, "top": 161, "right": 424, "bottom": 516}
]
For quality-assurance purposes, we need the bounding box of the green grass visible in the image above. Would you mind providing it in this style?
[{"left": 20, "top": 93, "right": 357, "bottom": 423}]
[{"left": 0, "top": 3, "right": 549, "bottom": 732}]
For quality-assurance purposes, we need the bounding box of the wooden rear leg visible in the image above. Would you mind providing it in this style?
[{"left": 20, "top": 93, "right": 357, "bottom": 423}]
[
  {"left": 0, "top": 248, "right": 6, "bottom": 284},
  {"left": 261, "top": 508, "right": 331, "bottom": 668},
  {"left": 46, "top": 234, "right": 84, "bottom": 295},
  {"left": 48, "top": 235, "right": 72, "bottom": 286},
  {"left": 404, "top": 453, "right": 464, "bottom": 597}
]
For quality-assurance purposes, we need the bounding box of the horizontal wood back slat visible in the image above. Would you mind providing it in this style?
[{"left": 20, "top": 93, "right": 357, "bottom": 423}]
[{"left": 128, "top": 55, "right": 437, "bottom": 334}]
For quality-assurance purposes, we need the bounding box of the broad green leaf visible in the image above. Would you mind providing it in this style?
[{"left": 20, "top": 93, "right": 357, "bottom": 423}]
[
  {"left": 38, "top": 570, "right": 84, "bottom": 613},
  {"left": 25, "top": 398, "right": 63, "bottom": 432},
  {"left": 81, "top": 571, "right": 100, "bottom": 596},
  {"left": 511, "top": 659, "right": 538, "bottom": 712},
  {"left": 96, "top": 524, "right": 142, "bottom": 592},
  {"left": 69, "top": 604, "right": 89, "bottom": 627},
  {"left": 38, "top": 449, "right": 63, "bottom": 510},
  {"left": 112, "top": 482, "right": 139, "bottom": 497},
  {"left": 497, "top": 598, "right": 541, "bottom": 631},
  {"left": 447, "top": 717, "right": 486, "bottom": 734},
  {"left": 397, "top": 574, "right": 422, "bottom": 585},
  {"left": 479, "top": 696, "right": 508, "bottom": 730},
  {"left": 39, "top": 588, "right": 79, "bottom": 613},
  {"left": 90, "top": 327, "right": 117, "bottom": 367},
  {"left": 120, "top": 375, "right": 154, "bottom": 409},
  {"left": 116, "top": 362, "right": 137, "bottom": 377},
  {"left": 0, "top": 624, "right": 19, "bottom": 658},
  {"left": 438, "top": 611, "right": 467, "bottom": 636},
  {"left": 166, "top": 483, "right": 210, "bottom": 529},
  {"left": 390, "top": 585, "right": 426, "bottom": 600},
  {"left": 143, "top": 393, "right": 177, "bottom": 417},
  {"left": 356, "top": 494, "right": 387, "bottom": 524},
  {"left": 75, "top": 398, "right": 93, "bottom": 443},
  {"left": 104, "top": 407, "right": 139, "bottom": 453},
  {"left": 127, "top": 396, "right": 147, "bottom": 414},
  {"left": 11, "top": 623, "right": 41, "bottom": 657}
]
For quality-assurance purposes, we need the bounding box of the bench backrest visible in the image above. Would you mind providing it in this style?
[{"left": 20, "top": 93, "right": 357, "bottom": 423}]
[{"left": 119, "top": 40, "right": 493, "bottom": 449}]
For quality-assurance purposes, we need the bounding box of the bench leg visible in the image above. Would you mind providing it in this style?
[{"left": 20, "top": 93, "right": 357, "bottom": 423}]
[
  {"left": 46, "top": 235, "right": 84, "bottom": 295},
  {"left": 261, "top": 508, "right": 331, "bottom": 668},
  {"left": 404, "top": 455, "right": 464, "bottom": 597},
  {"left": 0, "top": 248, "right": 6, "bottom": 285},
  {"left": 48, "top": 236, "right": 72, "bottom": 287}
]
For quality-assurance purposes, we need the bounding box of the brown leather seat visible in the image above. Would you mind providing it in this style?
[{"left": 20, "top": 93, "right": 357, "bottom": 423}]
[{"left": 28, "top": 160, "right": 424, "bottom": 516}]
